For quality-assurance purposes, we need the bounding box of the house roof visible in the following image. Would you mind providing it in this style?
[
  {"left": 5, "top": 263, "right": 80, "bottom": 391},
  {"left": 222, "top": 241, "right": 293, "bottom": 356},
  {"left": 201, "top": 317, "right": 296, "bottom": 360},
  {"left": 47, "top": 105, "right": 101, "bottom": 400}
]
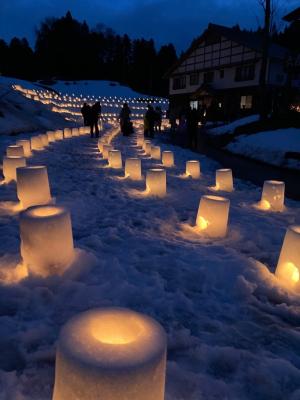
[
  {"left": 283, "top": 7, "right": 300, "bottom": 22},
  {"left": 166, "top": 23, "right": 289, "bottom": 77}
]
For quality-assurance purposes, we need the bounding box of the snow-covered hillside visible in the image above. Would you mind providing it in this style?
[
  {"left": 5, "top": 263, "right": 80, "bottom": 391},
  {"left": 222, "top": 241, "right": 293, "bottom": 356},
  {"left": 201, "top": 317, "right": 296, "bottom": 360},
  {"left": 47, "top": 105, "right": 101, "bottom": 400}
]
[
  {"left": 1, "top": 122, "right": 300, "bottom": 399},
  {"left": 0, "top": 79, "right": 70, "bottom": 136}
]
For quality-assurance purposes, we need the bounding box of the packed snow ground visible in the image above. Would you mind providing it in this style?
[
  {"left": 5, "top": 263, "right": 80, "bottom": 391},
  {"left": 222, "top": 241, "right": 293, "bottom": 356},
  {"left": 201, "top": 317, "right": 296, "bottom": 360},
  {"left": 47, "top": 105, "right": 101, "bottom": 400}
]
[
  {"left": 1, "top": 125, "right": 300, "bottom": 399},
  {"left": 227, "top": 128, "right": 300, "bottom": 170}
]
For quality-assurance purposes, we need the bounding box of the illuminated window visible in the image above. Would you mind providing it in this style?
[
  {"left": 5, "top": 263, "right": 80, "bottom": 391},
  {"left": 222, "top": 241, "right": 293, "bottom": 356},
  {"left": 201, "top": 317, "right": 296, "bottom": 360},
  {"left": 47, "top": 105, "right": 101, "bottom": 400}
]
[
  {"left": 240, "top": 95, "right": 253, "bottom": 109},
  {"left": 190, "top": 100, "right": 198, "bottom": 110}
]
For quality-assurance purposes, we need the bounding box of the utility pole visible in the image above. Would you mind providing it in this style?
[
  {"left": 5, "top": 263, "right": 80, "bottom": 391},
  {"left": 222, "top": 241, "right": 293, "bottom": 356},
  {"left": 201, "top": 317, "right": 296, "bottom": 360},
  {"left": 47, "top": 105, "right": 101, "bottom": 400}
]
[{"left": 259, "top": 0, "right": 271, "bottom": 119}]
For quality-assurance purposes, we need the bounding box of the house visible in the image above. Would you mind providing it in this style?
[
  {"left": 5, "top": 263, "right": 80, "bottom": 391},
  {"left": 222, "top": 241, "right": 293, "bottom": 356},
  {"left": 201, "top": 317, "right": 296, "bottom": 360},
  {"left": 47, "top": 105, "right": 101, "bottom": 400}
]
[{"left": 167, "top": 23, "right": 289, "bottom": 120}]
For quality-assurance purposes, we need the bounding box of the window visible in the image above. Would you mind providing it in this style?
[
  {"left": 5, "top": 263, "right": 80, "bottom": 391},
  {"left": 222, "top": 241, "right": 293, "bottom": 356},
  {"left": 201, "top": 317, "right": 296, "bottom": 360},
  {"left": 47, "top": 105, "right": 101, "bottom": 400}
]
[
  {"left": 220, "top": 70, "right": 225, "bottom": 79},
  {"left": 190, "top": 100, "right": 198, "bottom": 110},
  {"left": 190, "top": 73, "right": 199, "bottom": 86},
  {"left": 240, "top": 95, "right": 253, "bottom": 109},
  {"left": 203, "top": 71, "right": 214, "bottom": 83},
  {"left": 235, "top": 65, "right": 255, "bottom": 81},
  {"left": 173, "top": 76, "right": 186, "bottom": 90}
]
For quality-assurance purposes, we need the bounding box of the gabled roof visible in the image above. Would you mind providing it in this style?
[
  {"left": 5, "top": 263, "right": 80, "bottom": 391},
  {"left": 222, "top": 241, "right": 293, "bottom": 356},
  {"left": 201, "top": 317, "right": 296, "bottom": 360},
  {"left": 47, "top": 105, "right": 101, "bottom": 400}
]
[
  {"left": 166, "top": 23, "right": 289, "bottom": 77},
  {"left": 283, "top": 7, "right": 300, "bottom": 22}
]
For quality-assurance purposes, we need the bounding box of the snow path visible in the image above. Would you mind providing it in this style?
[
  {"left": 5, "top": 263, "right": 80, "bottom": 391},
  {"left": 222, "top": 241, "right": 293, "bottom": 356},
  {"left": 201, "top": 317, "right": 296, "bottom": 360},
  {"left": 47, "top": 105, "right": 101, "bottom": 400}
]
[{"left": 1, "top": 127, "right": 300, "bottom": 399}]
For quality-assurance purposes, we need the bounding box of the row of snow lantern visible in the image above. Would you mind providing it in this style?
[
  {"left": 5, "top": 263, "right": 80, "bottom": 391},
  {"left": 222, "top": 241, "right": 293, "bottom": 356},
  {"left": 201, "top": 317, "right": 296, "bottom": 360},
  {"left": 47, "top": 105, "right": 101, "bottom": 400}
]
[
  {"left": 98, "top": 135, "right": 286, "bottom": 239},
  {"left": 1, "top": 126, "right": 93, "bottom": 278},
  {"left": 2, "top": 124, "right": 169, "bottom": 400},
  {"left": 2, "top": 127, "right": 90, "bottom": 183},
  {"left": 102, "top": 132, "right": 300, "bottom": 292}
]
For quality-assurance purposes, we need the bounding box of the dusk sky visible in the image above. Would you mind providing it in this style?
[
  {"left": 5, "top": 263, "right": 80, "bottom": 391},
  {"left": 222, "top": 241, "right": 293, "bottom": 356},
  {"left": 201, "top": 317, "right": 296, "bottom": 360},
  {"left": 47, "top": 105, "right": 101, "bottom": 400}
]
[{"left": 0, "top": 0, "right": 298, "bottom": 52}]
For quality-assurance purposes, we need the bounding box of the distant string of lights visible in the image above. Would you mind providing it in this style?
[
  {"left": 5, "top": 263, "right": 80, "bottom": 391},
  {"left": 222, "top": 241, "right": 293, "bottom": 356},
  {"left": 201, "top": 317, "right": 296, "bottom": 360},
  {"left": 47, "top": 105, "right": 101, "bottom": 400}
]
[{"left": 12, "top": 84, "right": 169, "bottom": 122}]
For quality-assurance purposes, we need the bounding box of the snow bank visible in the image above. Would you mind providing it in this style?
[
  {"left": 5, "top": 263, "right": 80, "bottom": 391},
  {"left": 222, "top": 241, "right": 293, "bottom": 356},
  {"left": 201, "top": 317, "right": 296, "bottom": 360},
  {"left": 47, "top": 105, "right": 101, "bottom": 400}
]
[
  {"left": 227, "top": 128, "right": 300, "bottom": 169},
  {"left": 209, "top": 115, "right": 259, "bottom": 136}
]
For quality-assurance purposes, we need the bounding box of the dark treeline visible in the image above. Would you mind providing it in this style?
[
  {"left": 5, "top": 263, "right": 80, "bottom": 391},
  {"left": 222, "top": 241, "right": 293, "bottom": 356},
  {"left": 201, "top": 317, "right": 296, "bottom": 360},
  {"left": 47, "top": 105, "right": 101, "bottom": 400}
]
[{"left": 0, "top": 11, "right": 177, "bottom": 96}]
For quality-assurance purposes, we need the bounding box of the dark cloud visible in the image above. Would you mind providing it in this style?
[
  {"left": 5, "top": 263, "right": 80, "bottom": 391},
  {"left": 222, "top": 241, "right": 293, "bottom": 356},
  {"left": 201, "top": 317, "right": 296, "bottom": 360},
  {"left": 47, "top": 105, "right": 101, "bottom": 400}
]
[{"left": 0, "top": 0, "right": 297, "bottom": 51}]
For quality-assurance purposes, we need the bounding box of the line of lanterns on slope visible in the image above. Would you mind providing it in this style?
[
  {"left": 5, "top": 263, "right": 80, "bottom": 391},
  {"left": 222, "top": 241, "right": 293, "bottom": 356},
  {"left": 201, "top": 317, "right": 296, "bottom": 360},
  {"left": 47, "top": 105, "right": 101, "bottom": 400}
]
[
  {"left": 12, "top": 84, "right": 169, "bottom": 121},
  {"left": 1, "top": 123, "right": 299, "bottom": 399}
]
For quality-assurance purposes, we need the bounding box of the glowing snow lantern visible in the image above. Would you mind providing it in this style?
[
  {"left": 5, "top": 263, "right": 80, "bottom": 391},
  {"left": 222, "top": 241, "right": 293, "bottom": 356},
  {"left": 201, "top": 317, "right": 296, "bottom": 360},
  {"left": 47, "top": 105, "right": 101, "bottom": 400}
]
[
  {"left": 79, "top": 127, "right": 86, "bottom": 135},
  {"left": 55, "top": 130, "right": 64, "bottom": 141},
  {"left": 16, "top": 139, "right": 32, "bottom": 157},
  {"left": 259, "top": 180, "right": 285, "bottom": 212},
  {"left": 186, "top": 161, "right": 200, "bottom": 179},
  {"left": 137, "top": 136, "right": 144, "bottom": 147},
  {"left": 31, "top": 136, "right": 44, "bottom": 150},
  {"left": 7, "top": 145, "right": 24, "bottom": 157},
  {"left": 275, "top": 226, "right": 300, "bottom": 290},
  {"left": 146, "top": 169, "right": 166, "bottom": 197},
  {"left": 196, "top": 195, "right": 230, "bottom": 238},
  {"left": 215, "top": 169, "right": 233, "bottom": 192},
  {"left": 3, "top": 156, "right": 26, "bottom": 182},
  {"left": 125, "top": 158, "right": 142, "bottom": 180},
  {"left": 72, "top": 128, "right": 79, "bottom": 137},
  {"left": 151, "top": 146, "right": 161, "bottom": 160},
  {"left": 102, "top": 144, "right": 113, "bottom": 160},
  {"left": 39, "top": 134, "right": 49, "bottom": 147},
  {"left": 46, "top": 131, "right": 56, "bottom": 143},
  {"left": 108, "top": 150, "right": 122, "bottom": 169},
  {"left": 20, "top": 205, "right": 74, "bottom": 277},
  {"left": 143, "top": 141, "right": 151, "bottom": 155},
  {"left": 52, "top": 307, "right": 167, "bottom": 400},
  {"left": 162, "top": 151, "right": 174, "bottom": 167},
  {"left": 64, "top": 128, "right": 72, "bottom": 139},
  {"left": 16, "top": 166, "right": 51, "bottom": 209}
]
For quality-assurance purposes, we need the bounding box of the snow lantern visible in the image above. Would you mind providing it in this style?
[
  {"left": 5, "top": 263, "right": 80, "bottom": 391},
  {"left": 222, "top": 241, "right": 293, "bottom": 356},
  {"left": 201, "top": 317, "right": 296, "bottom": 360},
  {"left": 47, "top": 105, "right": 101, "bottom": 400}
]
[
  {"left": 98, "top": 139, "right": 107, "bottom": 154},
  {"left": 52, "top": 308, "right": 167, "bottom": 400},
  {"left": 7, "top": 145, "right": 24, "bottom": 157},
  {"left": 3, "top": 156, "right": 26, "bottom": 182},
  {"left": 17, "top": 166, "right": 51, "bottom": 209},
  {"left": 72, "top": 128, "right": 79, "bottom": 137},
  {"left": 39, "top": 134, "right": 49, "bottom": 147},
  {"left": 216, "top": 169, "right": 233, "bottom": 192},
  {"left": 137, "top": 136, "right": 144, "bottom": 147},
  {"left": 20, "top": 205, "right": 74, "bottom": 277},
  {"left": 79, "top": 127, "right": 86, "bottom": 136},
  {"left": 162, "top": 151, "right": 174, "bottom": 167},
  {"left": 16, "top": 140, "right": 32, "bottom": 157},
  {"left": 275, "top": 226, "right": 300, "bottom": 289},
  {"left": 47, "top": 131, "right": 56, "bottom": 143},
  {"left": 31, "top": 136, "right": 44, "bottom": 150},
  {"left": 55, "top": 130, "right": 64, "bottom": 141},
  {"left": 186, "top": 161, "right": 200, "bottom": 179},
  {"left": 102, "top": 144, "right": 113, "bottom": 160},
  {"left": 108, "top": 150, "right": 122, "bottom": 169},
  {"left": 125, "top": 158, "right": 142, "bottom": 180},
  {"left": 151, "top": 146, "right": 161, "bottom": 160},
  {"left": 146, "top": 169, "right": 166, "bottom": 197},
  {"left": 259, "top": 180, "right": 285, "bottom": 211},
  {"left": 143, "top": 141, "right": 152, "bottom": 155},
  {"left": 64, "top": 128, "right": 72, "bottom": 139},
  {"left": 196, "top": 195, "right": 230, "bottom": 238}
]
